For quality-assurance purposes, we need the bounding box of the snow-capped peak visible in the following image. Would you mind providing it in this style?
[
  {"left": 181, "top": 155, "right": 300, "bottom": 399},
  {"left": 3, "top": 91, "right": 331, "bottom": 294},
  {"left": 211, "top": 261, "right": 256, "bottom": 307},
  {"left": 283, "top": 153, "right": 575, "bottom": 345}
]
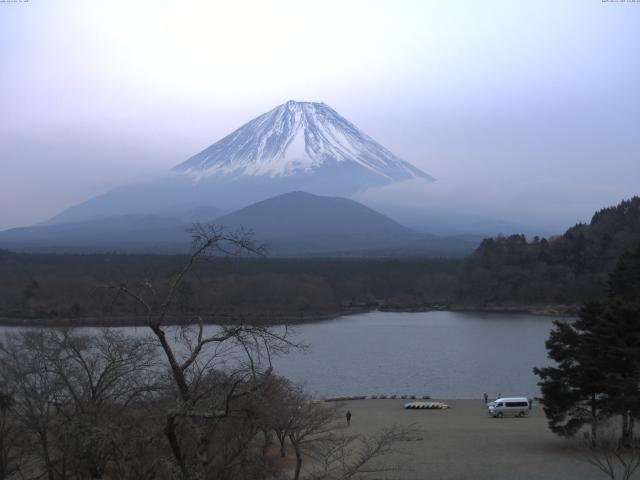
[{"left": 173, "top": 101, "right": 433, "bottom": 185}]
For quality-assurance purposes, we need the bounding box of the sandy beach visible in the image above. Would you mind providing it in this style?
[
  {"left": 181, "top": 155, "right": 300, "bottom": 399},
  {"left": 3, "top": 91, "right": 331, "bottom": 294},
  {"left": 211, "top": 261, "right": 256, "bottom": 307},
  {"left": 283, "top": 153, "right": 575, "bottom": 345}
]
[{"left": 332, "top": 399, "right": 603, "bottom": 480}]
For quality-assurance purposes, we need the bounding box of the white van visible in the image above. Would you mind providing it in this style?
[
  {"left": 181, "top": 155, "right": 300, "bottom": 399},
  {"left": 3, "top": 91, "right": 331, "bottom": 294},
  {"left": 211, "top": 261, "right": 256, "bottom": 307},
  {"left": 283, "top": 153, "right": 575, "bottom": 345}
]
[{"left": 487, "top": 397, "right": 530, "bottom": 418}]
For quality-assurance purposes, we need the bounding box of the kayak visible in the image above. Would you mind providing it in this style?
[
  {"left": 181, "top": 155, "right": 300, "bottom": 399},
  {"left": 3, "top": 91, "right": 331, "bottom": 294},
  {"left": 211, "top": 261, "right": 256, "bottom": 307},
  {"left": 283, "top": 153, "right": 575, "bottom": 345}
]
[{"left": 404, "top": 401, "right": 449, "bottom": 410}]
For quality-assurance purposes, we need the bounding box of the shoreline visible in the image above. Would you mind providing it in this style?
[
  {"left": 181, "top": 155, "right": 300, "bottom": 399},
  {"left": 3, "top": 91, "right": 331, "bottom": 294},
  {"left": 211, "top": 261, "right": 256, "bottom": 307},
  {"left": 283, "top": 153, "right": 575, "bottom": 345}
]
[
  {"left": 380, "top": 303, "right": 578, "bottom": 317},
  {"left": 0, "top": 307, "right": 371, "bottom": 328},
  {"left": 0, "top": 304, "right": 576, "bottom": 327},
  {"left": 326, "top": 398, "right": 597, "bottom": 479}
]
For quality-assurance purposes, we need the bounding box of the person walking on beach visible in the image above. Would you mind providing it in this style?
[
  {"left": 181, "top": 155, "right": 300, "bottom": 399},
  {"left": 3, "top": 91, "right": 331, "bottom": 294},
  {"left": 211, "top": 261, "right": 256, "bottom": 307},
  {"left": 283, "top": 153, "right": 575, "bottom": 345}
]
[
  {"left": 483, "top": 392, "right": 488, "bottom": 404},
  {"left": 346, "top": 410, "right": 352, "bottom": 426}
]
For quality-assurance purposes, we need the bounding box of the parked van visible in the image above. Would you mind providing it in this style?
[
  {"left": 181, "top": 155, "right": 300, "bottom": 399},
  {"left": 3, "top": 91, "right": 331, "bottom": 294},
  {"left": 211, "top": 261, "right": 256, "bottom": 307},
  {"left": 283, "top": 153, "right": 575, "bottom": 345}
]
[{"left": 487, "top": 397, "right": 530, "bottom": 418}]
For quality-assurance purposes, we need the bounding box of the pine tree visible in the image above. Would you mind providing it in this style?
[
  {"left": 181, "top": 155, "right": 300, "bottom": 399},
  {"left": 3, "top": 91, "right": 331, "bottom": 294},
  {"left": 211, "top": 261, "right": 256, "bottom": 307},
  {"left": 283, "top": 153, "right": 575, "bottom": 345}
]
[
  {"left": 534, "top": 302, "right": 610, "bottom": 447},
  {"left": 602, "top": 245, "right": 640, "bottom": 443},
  {"left": 534, "top": 244, "right": 640, "bottom": 446}
]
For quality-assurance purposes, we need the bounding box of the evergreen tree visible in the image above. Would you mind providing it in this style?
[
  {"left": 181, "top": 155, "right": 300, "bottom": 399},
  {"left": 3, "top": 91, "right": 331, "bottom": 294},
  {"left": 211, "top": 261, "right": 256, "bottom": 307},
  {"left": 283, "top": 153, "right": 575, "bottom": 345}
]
[
  {"left": 535, "top": 244, "right": 640, "bottom": 446},
  {"left": 602, "top": 245, "right": 640, "bottom": 442},
  {"left": 534, "top": 302, "right": 610, "bottom": 447},
  {"left": 597, "top": 301, "right": 640, "bottom": 443},
  {"left": 608, "top": 245, "right": 640, "bottom": 303}
]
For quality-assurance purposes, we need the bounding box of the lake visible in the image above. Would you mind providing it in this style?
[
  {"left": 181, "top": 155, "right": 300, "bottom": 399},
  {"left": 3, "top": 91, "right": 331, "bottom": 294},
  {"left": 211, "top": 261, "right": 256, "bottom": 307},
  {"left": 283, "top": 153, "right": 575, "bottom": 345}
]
[
  {"left": 0, "top": 310, "right": 561, "bottom": 399},
  {"left": 272, "top": 311, "right": 559, "bottom": 399}
]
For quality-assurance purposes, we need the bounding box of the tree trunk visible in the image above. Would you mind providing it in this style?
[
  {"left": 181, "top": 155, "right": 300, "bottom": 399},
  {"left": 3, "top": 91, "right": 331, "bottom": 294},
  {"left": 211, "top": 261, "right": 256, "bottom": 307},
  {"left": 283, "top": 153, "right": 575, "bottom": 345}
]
[
  {"left": 165, "top": 414, "right": 189, "bottom": 480},
  {"left": 39, "top": 430, "right": 55, "bottom": 480},
  {"left": 262, "top": 430, "right": 270, "bottom": 456},
  {"left": 276, "top": 432, "right": 286, "bottom": 457},
  {"left": 280, "top": 438, "right": 287, "bottom": 458},
  {"left": 591, "top": 396, "right": 598, "bottom": 449},
  {"left": 151, "top": 326, "right": 190, "bottom": 403},
  {"left": 291, "top": 438, "right": 302, "bottom": 480},
  {"left": 195, "top": 423, "right": 208, "bottom": 480},
  {"left": 622, "top": 410, "right": 629, "bottom": 445}
]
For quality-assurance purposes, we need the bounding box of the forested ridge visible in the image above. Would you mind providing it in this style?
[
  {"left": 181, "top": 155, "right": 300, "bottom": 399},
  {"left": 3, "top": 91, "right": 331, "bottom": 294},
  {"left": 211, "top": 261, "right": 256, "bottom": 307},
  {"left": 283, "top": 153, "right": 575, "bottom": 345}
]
[
  {"left": 1, "top": 197, "right": 639, "bottom": 324},
  {"left": 448, "top": 196, "right": 640, "bottom": 309}
]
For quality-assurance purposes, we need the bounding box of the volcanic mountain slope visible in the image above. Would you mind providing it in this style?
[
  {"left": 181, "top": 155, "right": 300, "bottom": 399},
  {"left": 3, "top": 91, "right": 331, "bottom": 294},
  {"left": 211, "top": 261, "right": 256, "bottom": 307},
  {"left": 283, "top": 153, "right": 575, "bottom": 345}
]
[
  {"left": 215, "top": 191, "right": 419, "bottom": 254},
  {"left": 0, "top": 214, "right": 189, "bottom": 253},
  {"left": 0, "top": 192, "right": 476, "bottom": 257},
  {"left": 47, "top": 101, "right": 433, "bottom": 224},
  {"left": 175, "top": 100, "right": 432, "bottom": 184},
  {"left": 212, "top": 191, "right": 474, "bottom": 257}
]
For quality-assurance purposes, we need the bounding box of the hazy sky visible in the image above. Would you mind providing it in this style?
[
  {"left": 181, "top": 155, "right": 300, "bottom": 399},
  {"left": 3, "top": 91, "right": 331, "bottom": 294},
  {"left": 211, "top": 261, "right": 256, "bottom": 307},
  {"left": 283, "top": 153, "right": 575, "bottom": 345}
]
[{"left": 1, "top": 0, "right": 639, "bottom": 230}]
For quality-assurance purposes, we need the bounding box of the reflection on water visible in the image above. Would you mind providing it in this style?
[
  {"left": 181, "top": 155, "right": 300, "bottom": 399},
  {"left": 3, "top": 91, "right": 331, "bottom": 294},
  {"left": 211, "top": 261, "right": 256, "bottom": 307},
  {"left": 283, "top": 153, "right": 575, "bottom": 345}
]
[{"left": 272, "top": 311, "right": 559, "bottom": 399}]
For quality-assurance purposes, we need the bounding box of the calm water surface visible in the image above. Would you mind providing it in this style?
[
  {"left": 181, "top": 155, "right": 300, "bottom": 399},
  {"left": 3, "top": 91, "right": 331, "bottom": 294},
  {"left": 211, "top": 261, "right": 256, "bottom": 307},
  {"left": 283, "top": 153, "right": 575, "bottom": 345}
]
[
  {"left": 272, "top": 311, "right": 559, "bottom": 399},
  {"left": 1, "top": 311, "right": 561, "bottom": 399}
]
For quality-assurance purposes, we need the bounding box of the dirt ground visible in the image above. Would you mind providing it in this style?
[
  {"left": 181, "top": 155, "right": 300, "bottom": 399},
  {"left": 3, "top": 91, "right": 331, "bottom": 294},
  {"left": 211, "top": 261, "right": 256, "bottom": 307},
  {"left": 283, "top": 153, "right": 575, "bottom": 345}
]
[{"left": 330, "top": 399, "right": 605, "bottom": 480}]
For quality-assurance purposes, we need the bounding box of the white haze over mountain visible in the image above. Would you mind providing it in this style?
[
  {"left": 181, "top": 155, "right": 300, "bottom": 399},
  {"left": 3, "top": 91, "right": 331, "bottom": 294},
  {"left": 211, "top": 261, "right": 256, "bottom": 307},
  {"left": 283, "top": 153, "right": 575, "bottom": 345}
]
[
  {"left": 47, "top": 101, "right": 434, "bottom": 225},
  {"left": 1, "top": 1, "right": 639, "bottom": 232}
]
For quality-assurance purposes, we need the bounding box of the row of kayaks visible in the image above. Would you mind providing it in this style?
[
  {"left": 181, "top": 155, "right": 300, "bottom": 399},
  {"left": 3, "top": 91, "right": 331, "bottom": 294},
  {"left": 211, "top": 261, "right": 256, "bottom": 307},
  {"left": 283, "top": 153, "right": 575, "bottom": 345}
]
[{"left": 404, "top": 401, "right": 450, "bottom": 410}]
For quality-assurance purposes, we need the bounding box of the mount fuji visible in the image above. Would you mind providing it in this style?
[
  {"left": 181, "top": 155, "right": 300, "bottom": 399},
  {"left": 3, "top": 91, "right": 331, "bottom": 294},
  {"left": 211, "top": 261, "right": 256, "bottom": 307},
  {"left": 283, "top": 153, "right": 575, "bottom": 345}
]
[
  {"left": 175, "top": 100, "right": 431, "bottom": 184},
  {"left": 47, "top": 101, "right": 433, "bottom": 224}
]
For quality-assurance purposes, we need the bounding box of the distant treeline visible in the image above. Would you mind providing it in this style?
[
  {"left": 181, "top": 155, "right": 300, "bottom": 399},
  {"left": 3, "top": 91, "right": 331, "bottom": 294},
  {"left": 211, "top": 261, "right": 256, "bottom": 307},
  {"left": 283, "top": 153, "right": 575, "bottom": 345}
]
[
  {"left": 0, "top": 252, "right": 460, "bottom": 324},
  {"left": 2, "top": 196, "right": 639, "bottom": 324},
  {"left": 453, "top": 196, "right": 640, "bottom": 308}
]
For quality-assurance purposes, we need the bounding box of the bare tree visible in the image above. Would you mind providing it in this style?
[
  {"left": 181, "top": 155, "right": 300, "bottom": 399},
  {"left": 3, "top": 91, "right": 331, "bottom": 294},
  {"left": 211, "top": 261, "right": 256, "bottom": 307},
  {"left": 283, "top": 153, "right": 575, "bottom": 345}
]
[
  {"left": 0, "top": 391, "right": 26, "bottom": 479},
  {"left": 0, "top": 330, "right": 66, "bottom": 480},
  {"left": 582, "top": 424, "right": 640, "bottom": 480},
  {"left": 288, "top": 400, "right": 341, "bottom": 480},
  {"left": 108, "top": 224, "right": 299, "bottom": 480},
  {"left": 306, "top": 424, "right": 416, "bottom": 480},
  {"left": 0, "top": 328, "right": 160, "bottom": 480},
  {"left": 46, "top": 329, "right": 159, "bottom": 479},
  {"left": 285, "top": 397, "right": 417, "bottom": 480},
  {"left": 0, "top": 224, "right": 409, "bottom": 480},
  {"left": 254, "top": 375, "right": 303, "bottom": 458}
]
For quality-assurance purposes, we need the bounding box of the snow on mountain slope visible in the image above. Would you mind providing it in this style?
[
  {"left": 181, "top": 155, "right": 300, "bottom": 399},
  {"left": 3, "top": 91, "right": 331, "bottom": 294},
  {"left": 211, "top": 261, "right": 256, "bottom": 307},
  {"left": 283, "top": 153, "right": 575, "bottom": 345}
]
[
  {"left": 174, "top": 100, "right": 433, "bottom": 184},
  {"left": 43, "top": 101, "right": 434, "bottom": 225}
]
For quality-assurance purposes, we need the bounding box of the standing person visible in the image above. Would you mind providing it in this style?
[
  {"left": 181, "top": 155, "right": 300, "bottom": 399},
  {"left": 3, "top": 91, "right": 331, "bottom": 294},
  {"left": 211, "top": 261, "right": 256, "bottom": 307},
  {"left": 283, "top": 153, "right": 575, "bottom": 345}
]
[
  {"left": 346, "top": 410, "right": 352, "bottom": 426},
  {"left": 497, "top": 392, "right": 502, "bottom": 399},
  {"left": 483, "top": 392, "right": 488, "bottom": 404},
  {"left": 528, "top": 398, "right": 533, "bottom": 411}
]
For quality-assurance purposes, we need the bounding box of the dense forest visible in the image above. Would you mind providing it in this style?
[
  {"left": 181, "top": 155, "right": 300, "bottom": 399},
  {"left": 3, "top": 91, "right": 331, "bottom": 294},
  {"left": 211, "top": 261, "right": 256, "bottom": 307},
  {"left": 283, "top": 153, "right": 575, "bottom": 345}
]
[
  {"left": 452, "top": 196, "right": 640, "bottom": 309},
  {"left": 1, "top": 197, "right": 639, "bottom": 324},
  {"left": 0, "top": 252, "right": 459, "bottom": 324}
]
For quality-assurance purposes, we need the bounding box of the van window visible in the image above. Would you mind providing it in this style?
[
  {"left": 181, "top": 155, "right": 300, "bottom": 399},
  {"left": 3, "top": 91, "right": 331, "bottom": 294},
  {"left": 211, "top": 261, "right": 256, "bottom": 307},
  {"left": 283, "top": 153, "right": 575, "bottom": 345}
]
[{"left": 505, "top": 401, "right": 528, "bottom": 407}]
